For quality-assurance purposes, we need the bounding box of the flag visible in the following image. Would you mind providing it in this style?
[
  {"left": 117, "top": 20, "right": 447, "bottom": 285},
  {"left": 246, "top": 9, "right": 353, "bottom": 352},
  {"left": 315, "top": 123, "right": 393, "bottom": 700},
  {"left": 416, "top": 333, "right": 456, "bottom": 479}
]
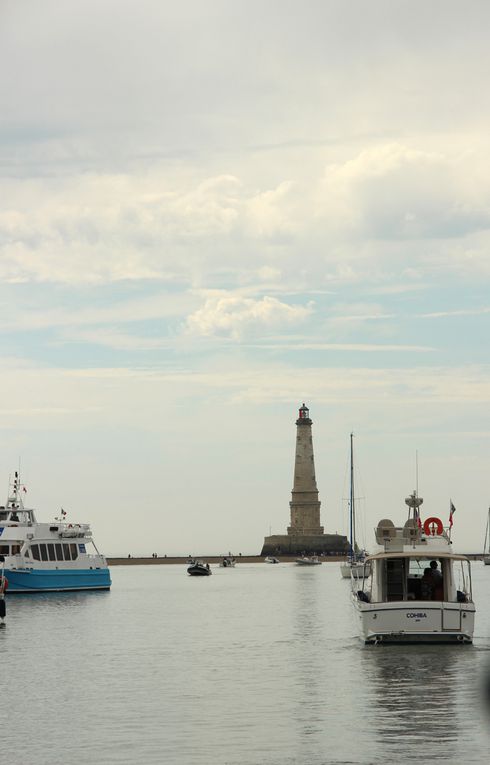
[
  {"left": 22, "top": 487, "right": 27, "bottom": 493},
  {"left": 61, "top": 508, "right": 67, "bottom": 516},
  {"left": 414, "top": 507, "right": 422, "bottom": 529},
  {"left": 449, "top": 501, "right": 456, "bottom": 528}
]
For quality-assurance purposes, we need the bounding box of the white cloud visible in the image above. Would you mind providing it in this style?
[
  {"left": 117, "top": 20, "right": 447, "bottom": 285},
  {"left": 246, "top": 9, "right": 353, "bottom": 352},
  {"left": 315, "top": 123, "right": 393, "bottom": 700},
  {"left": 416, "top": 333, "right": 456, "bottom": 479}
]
[
  {"left": 316, "top": 143, "right": 490, "bottom": 241},
  {"left": 185, "top": 294, "right": 313, "bottom": 339}
]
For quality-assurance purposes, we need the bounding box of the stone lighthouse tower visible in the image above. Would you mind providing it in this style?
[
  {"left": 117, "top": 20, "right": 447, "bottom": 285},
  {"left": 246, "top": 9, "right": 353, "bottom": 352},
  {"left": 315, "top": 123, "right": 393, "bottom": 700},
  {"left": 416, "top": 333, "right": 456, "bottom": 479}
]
[
  {"left": 260, "top": 404, "right": 348, "bottom": 557},
  {"left": 288, "top": 403, "right": 324, "bottom": 536}
]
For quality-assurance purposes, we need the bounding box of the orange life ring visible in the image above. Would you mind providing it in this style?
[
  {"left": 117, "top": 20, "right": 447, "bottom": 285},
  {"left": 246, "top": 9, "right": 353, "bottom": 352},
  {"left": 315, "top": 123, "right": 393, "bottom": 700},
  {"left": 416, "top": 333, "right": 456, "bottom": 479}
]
[{"left": 423, "top": 517, "right": 444, "bottom": 536}]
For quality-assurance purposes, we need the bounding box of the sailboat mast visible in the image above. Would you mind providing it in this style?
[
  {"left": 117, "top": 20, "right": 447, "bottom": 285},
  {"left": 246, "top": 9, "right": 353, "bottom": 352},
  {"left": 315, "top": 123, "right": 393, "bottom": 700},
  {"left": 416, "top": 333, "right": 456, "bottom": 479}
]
[
  {"left": 485, "top": 508, "right": 490, "bottom": 556},
  {"left": 350, "top": 433, "right": 355, "bottom": 560}
]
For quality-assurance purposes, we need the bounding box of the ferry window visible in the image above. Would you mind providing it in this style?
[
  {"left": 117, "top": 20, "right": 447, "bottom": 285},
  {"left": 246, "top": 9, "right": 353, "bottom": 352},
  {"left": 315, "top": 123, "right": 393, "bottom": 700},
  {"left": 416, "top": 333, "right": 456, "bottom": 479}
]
[
  {"left": 70, "top": 543, "right": 78, "bottom": 560},
  {"left": 11, "top": 545, "right": 21, "bottom": 555},
  {"left": 63, "top": 543, "right": 72, "bottom": 561},
  {"left": 79, "top": 544, "right": 86, "bottom": 553},
  {"left": 55, "top": 544, "right": 64, "bottom": 562},
  {"left": 0, "top": 545, "right": 9, "bottom": 554},
  {"left": 0, "top": 511, "right": 7, "bottom": 521},
  {"left": 40, "top": 544, "right": 48, "bottom": 562},
  {"left": 47, "top": 543, "right": 56, "bottom": 562},
  {"left": 31, "top": 544, "right": 40, "bottom": 561},
  {"left": 25, "top": 548, "right": 30, "bottom": 557}
]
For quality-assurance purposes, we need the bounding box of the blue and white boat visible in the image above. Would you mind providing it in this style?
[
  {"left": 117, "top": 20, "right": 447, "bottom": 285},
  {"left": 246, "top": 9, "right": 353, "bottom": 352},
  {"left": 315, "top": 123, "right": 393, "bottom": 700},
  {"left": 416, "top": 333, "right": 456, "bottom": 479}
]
[{"left": 0, "top": 472, "right": 111, "bottom": 592}]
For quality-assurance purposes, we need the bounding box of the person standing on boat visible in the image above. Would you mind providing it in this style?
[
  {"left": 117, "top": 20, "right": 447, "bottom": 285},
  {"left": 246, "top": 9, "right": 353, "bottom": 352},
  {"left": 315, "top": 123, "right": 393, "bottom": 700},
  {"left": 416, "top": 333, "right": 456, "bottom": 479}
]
[
  {"left": 430, "top": 560, "right": 442, "bottom": 581},
  {"left": 421, "top": 568, "right": 434, "bottom": 600},
  {"left": 0, "top": 555, "right": 7, "bottom": 621},
  {"left": 430, "top": 560, "right": 443, "bottom": 599}
]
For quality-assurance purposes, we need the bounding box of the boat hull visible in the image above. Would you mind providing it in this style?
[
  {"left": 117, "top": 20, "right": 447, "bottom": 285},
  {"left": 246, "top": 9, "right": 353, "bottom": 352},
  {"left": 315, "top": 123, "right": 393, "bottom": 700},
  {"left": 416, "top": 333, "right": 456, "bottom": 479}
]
[
  {"left": 340, "top": 561, "right": 371, "bottom": 579},
  {"left": 187, "top": 566, "right": 211, "bottom": 576},
  {"left": 353, "top": 597, "right": 475, "bottom": 644},
  {"left": 3, "top": 567, "right": 111, "bottom": 592}
]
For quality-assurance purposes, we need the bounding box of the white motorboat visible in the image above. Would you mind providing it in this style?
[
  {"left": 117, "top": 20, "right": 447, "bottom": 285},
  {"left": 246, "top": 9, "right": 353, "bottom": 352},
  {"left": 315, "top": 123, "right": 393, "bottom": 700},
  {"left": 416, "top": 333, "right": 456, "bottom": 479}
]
[
  {"left": 352, "top": 491, "right": 475, "bottom": 644},
  {"left": 264, "top": 556, "right": 279, "bottom": 564},
  {"left": 295, "top": 555, "right": 322, "bottom": 565},
  {"left": 483, "top": 508, "right": 490, "bottom": 566},
  {"left": 340, "top": 434, "right": 371, "bottom": 579},
  {"left": 187, "top": 560, "right": 212, "bottom": 576},
  {"left": 0, "top": 471, "right": 111, "bottom": 592},
  {"left": 220, "top": 556, "right": 236, "bottom": 567}
]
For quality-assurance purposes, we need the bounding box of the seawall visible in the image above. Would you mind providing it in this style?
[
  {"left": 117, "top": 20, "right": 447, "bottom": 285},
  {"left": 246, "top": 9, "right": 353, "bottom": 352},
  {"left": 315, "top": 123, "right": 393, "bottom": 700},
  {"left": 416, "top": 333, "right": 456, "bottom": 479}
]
[{"left": 107, "top": 555, "right": 347, "bottom": 565}]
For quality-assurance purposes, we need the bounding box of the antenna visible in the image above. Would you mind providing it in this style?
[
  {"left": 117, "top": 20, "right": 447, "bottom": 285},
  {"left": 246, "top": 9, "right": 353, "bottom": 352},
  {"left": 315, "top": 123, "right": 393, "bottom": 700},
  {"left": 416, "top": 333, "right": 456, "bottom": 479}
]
[{"left": 415, "top": 450, "right": 419, "bottom": 496}]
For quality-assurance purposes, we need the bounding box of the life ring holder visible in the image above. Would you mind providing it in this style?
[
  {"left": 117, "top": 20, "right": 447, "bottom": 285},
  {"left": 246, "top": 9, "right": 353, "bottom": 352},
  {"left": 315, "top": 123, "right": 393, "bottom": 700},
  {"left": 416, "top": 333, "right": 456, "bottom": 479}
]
[{"left": 423, "top": 517, "right": 444, "bottom": 536}]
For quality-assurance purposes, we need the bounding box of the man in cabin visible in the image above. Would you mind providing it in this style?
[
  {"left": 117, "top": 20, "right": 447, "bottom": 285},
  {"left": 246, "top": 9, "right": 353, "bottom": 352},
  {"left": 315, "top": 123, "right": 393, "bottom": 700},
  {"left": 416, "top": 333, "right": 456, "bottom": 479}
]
[
  {"left": 421, "top": 568, "right": 433, "bottom": 600},
  {"left": 430, "top": 560, "right": 442, "bottom": 582},
  {"left": 429, "top": 560, "right": 443, "bottom": 599}
]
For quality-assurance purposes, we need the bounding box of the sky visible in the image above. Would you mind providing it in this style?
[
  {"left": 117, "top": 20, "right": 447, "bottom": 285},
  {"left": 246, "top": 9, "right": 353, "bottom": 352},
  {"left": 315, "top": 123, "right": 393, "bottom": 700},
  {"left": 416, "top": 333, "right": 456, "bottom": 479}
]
[{"left": 1, "top": 0, "right": 489, "bottom": 556}]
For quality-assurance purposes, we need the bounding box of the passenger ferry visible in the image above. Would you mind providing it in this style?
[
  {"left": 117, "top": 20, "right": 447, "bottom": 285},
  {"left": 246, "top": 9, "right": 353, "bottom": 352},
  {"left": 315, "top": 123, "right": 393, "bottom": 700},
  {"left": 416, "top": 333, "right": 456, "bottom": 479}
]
[
  {"left": 0, "top": 472, "right": 111, "bottom": 592},
  {"left": 352, "top": 492, "right": 475, "bottom": 644}
]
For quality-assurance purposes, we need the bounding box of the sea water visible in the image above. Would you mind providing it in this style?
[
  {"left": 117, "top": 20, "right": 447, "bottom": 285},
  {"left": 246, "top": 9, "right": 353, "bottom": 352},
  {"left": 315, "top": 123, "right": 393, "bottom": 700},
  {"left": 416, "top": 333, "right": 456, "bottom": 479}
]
[{"left": 1, "top": 562, "right": 490, "bottom": 765}]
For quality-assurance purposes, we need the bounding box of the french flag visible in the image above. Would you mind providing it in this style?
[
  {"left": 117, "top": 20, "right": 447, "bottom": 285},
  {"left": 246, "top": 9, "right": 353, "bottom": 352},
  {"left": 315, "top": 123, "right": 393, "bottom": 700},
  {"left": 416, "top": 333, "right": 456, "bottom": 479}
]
[{"left": 449, "top": 501, "right": 456, "bottom": 528}]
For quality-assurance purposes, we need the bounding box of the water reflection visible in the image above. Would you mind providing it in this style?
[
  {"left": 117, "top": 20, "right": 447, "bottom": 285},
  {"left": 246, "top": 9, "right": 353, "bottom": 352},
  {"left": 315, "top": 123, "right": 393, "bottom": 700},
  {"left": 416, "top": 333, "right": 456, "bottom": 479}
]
[
  {"left": 361, "top": 646, "right": 476, "bottom": 762},
  {"left": 289, "top": 568, "right": 327, "bottom": 762}
]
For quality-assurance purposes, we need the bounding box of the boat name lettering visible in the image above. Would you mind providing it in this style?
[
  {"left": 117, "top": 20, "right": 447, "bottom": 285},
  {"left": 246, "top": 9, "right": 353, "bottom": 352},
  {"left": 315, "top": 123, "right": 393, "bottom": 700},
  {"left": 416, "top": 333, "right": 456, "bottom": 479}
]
[{"left": 406, "top": 612, "right": 427, "bottom": 619}]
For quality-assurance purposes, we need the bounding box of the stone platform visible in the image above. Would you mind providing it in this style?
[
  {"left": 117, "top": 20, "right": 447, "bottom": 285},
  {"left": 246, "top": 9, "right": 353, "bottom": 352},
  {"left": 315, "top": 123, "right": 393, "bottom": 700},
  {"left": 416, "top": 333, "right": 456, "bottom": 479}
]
[{"left": 260, "top": 533, "right": 349, "bottom": 557}]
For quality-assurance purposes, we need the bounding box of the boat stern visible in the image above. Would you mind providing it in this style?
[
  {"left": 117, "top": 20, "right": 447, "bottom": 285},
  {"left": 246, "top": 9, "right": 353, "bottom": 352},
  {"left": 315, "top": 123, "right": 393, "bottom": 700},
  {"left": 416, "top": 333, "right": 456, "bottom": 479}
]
[{"left": 354, "top": 597, "right": 475, "bottom": 644}]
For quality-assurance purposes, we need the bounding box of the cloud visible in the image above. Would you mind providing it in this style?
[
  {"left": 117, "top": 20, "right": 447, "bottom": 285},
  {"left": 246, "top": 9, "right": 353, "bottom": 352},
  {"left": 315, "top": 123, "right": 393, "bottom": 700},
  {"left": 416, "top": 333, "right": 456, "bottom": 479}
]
[
  {"left": 185, "top": 294, "right": 313, "bottom": 339},
  {"left": 316, "top": 143, "right": 490, "bottom": 241}
]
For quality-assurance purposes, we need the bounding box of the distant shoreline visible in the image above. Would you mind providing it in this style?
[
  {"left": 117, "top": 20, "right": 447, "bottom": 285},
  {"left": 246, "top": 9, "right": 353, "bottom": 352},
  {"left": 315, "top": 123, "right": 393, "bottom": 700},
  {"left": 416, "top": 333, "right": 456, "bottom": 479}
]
[
  {"left": 107, "top": 553, "right": 487, "bottom": 565},
  {"left": 107, "top": 555, "right": 347, "bottom": 565}
]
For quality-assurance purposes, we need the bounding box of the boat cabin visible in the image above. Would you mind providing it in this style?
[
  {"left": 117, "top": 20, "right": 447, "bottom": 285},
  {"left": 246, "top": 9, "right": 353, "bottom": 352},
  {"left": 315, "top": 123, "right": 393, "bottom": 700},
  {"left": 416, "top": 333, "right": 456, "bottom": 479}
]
[
  {"left": 364, "top": 552, "right": 472, "bottom": 604},
  {"left": 0, "top": 504, "right": 35, "bottom": 526},
  {"left": 358, "top": 518, "right": 473, "bottom": 605}
]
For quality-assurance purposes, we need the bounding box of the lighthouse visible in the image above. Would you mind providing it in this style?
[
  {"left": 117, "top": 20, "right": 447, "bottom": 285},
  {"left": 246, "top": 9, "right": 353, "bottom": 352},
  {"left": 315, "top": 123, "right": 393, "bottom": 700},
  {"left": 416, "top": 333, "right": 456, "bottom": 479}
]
[
  {"left": 288, "top": 404, "right": 324, "bottom": 536},
  {"left": 260, "top": 404, "right": 348, "bottom": 557}
]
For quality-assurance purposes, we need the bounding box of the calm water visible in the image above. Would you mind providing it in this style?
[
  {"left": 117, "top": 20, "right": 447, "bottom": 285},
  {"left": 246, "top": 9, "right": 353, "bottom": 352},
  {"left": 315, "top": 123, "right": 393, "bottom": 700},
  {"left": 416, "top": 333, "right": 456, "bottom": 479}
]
[{"left": 2, "top": 562, "right": 490, "bottom": 765}]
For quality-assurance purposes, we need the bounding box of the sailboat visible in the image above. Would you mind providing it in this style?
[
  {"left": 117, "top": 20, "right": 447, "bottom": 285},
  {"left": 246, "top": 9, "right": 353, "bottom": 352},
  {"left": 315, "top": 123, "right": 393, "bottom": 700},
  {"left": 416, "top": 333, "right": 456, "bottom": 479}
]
[
  {"left": 483, "top": 508, "right": 490, "bottom": 566},
  {"left": 340, "top": 434, "right": 371, "bottom": 579}
]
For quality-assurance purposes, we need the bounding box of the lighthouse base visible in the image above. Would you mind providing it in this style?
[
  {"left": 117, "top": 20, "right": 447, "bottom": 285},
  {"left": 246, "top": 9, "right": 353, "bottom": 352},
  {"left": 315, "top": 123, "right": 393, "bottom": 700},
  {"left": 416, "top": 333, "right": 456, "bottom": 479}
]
[{"left": 260, "top": 533, "right": 349, "bottom": 557}]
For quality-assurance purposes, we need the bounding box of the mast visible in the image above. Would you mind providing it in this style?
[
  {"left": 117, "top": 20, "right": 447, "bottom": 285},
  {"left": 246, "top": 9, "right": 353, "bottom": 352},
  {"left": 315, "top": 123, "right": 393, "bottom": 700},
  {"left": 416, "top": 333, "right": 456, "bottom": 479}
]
[
  {"left": 350, "top": 433, "right": 355, "bottom": 561},
  {"left": 485, "top": 508, "right": 490, "bottom": 556}
]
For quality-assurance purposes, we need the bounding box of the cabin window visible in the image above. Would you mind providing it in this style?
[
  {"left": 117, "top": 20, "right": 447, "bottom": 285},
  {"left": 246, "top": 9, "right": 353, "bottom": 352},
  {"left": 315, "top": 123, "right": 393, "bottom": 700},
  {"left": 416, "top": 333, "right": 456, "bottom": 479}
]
[
  {"left": 385, "top": 559, "right": 406, "bottom": 601},
  {"left": 31, "top": 544, "right": 40, "bottom": 561},
  {"left": 47, "top": 543, "right": 56, "bottom": 562},
  {"left": 0, "top": 545, "right": 9, "bottom": 554},
  {"left": 40, "top": 544, "right": 48, "bottom": 562},
  {"left": 25, "top": 548, "right": 30, "bottom": 557},
  {"left": 11, "top": 545, "right": 21, "bottom": 555},
  {"left": 0, "top": 511, "right": 8, "bottom": 521},
  {"left": 63, "top": 543, "right": 72, "bottom": 561},
  {"left": 79, "top": 544, "right": 86, "bottom": 553},
  {"left": 55, "top": 544, "right": 64, "bottom": 562},
  {"left": 70, "top": 543, "right": 78, "bottom": 560}
]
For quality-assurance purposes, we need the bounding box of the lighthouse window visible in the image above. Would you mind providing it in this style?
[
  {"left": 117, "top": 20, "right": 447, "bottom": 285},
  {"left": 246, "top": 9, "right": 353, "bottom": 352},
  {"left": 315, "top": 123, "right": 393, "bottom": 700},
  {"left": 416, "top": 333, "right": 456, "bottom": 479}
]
[
  {"left": 47, "top": 543, "right": 56, "bottom": 562},
  {"left": 40, "top": 544, "right": 48, "bottom": 562},
  {"left": 63, "top": 543, "right": 72, "bottom": 560},
  {"left": 55, "top": 544, "right": 64, "bottom": 562}
]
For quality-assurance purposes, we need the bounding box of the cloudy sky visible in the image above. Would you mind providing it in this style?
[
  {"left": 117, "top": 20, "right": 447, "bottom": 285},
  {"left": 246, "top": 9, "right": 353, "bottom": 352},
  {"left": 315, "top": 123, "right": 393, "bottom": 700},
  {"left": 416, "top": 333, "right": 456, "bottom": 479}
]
[{"left": 1, "top": 0, "right": 489, "bottom": 555}]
